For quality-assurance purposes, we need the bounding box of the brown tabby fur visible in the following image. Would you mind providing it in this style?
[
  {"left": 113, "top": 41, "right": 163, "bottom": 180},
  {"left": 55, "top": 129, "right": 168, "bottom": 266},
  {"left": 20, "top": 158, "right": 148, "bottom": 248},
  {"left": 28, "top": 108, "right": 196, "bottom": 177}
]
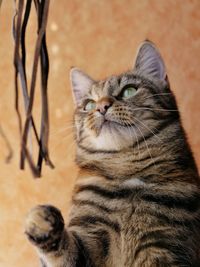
[{"left": 25, "top": 41, "right": 200, "bottom": 267}]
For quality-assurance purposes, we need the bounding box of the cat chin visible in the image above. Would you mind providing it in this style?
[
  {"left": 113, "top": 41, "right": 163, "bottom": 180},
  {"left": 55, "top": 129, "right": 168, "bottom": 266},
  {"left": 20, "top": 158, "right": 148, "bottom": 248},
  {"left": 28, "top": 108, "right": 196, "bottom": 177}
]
[
  {"left": 96, "top": 119, "right": 128, "bottom": 135},
  {"left": 86, "top": 123, "right": 136, "bottom": 151}
]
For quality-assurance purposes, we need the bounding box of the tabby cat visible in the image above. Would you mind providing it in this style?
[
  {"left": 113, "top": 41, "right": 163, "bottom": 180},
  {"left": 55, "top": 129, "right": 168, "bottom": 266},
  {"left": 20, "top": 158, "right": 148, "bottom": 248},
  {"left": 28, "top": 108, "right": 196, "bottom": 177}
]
[{"left": 25, "top": 41, "right": 200, "bottom": 267}]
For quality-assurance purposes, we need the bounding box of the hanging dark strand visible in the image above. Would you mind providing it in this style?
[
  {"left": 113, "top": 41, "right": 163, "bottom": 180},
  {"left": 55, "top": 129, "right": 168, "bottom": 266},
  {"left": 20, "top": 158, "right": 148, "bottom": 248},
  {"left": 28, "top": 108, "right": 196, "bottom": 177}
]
[
  {"left": 0, "top": 124, "right": 13, "bottom": 164},
  {"left": 13, "top": 0, "right": 53, "bottom": 177},
  {"left": 19, "top": 0, "right": 41, "bottom": 169},
  {"left": 13, "top": 0, "right": 24, "bottom": 139},
  {"left": 35, "top": 0, "right": 54, "bottom": 170}
]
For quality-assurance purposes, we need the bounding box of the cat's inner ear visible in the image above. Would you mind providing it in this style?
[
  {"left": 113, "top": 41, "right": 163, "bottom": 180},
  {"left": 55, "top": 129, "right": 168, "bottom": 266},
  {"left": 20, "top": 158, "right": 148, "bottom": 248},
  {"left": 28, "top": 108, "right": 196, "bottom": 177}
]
[
  {"left": 70, "top": 68, "right": 95, "bottom": 105},
  {"left": 133, "top": 40, "right": 167, "bottom": 81}
]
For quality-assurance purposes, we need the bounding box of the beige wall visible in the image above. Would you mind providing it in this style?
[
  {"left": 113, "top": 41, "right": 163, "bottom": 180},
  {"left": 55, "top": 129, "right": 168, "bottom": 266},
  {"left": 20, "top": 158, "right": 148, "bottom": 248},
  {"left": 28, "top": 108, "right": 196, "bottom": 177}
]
[{"left": 0, "top": 1, "right": 200, "bottom": 266}]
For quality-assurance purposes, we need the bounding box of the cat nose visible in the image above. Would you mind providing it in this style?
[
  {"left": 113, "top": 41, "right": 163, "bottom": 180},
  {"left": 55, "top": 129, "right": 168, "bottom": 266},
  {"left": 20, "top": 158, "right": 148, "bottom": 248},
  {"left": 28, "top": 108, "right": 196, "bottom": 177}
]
[{"left": 96, "top": 98, "right": 113, "bottom": 115}]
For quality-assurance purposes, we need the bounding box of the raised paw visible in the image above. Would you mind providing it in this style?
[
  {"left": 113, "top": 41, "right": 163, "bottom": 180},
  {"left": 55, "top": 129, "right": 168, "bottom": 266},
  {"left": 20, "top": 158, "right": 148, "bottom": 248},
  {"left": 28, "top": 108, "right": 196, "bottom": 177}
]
[{"left": 25, "top": 205, "right": 64, "bottom": 251}]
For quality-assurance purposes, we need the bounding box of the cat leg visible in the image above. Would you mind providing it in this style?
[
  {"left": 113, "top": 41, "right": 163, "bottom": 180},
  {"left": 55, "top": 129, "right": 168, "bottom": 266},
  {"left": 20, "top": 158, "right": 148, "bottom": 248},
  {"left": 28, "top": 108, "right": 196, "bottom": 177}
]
[
  {"left": 134, "top": 248, "right": 190, "bottom": 267},
  {"left": 25, "top": 205, "right": 94, "bottom": 267}
]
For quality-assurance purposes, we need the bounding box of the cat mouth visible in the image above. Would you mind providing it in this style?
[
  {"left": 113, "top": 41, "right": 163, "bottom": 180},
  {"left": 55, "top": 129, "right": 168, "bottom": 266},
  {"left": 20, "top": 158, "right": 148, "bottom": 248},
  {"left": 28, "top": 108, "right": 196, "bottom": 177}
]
[
  {"left": 93, "top": 115, "right": 132, "bottom": 136},
  {"left": 100, "top": 118, "right": 127, "bottom": 132},
  {"left": 92, "top": 116, "right": 136, "bottom": 140},
  {"left": 93, "top": 118, "right": 115, "bottom": 135}
]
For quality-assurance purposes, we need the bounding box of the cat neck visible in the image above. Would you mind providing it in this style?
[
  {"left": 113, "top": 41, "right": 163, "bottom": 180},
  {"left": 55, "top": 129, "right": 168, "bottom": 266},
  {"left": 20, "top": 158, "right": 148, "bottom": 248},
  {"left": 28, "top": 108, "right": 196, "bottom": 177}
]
[{"left": 76, "top": 120, "right": 199, "bottom": 184}]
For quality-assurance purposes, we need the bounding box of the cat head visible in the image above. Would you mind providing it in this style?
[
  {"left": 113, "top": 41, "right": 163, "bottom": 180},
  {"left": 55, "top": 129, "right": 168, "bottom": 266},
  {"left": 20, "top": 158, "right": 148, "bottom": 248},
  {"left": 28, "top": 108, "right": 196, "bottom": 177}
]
[{"left": 70, "top": 41, "right": 178, "bottom": 152}]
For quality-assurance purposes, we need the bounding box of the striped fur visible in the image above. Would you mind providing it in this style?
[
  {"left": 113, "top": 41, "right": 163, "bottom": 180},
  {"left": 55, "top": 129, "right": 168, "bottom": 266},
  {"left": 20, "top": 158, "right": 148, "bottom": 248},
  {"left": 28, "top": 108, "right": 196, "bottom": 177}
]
[{"left": 25, "top": 41, "right": 200, "bottom": 266}]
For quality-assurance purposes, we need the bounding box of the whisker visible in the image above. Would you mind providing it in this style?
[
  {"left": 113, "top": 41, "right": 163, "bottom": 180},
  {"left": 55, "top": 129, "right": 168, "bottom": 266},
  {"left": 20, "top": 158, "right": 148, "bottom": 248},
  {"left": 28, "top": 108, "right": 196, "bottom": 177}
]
[
  {"left": 51, "top": 131, "right": 74, "bottom": 152},
  {"left": 133, "top": 117, "right": 162, "bottom": 142},
  {"left": 111, "top": 124, "right": 121, "bottom": 149},
  {"left": 50, "top": 125, "right": 76, "bottom": 138},
  {"left": 50, "top": 120, "right": 83, "bottom": 138},
  {"left": 134, "top": 123, "right": 156, "bottom": 167},
  {"left": 143, "top": 93, "right": 172, "bottom": 100},
  {"left": 132, "top": 107, "right": 178, "bottom": 112},
  {"left": 124, "top": 121, "right": 141, "bottom": 161}
]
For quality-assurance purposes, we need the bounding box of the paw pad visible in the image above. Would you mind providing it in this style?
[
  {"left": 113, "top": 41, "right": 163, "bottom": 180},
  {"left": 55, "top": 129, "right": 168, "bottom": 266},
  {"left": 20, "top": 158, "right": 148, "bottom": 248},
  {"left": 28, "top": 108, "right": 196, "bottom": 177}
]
[{"left": 25, "top": 205, "right": 64, "bottom": 247}]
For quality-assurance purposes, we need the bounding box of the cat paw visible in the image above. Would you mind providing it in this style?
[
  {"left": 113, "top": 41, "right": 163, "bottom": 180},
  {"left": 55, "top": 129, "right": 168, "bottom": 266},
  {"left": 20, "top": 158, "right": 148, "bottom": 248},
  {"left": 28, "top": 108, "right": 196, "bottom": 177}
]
[{"left": 25, "top": 205, "right": 64, "bottom": 250}]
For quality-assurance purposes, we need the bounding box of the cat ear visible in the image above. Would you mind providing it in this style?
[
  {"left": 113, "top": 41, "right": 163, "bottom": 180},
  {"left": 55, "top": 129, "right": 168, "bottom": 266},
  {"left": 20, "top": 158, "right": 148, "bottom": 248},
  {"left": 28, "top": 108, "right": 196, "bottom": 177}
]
[
  {"left": 133, "top": 40, "right": 167, "bottom": 81},
  {"left": 70, "top": 68, "right": 95, "bottom": 105}
]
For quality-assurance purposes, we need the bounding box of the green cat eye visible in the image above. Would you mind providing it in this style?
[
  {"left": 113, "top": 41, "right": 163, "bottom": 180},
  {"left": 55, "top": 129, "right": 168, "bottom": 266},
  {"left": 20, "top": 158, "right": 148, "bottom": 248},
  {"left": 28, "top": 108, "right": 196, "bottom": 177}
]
[
  {"left": 84, "top": 100, "right": 96, "bottom": 111},
  {"left": 122, "top": 87, "right": 137, "bottom": 99}
]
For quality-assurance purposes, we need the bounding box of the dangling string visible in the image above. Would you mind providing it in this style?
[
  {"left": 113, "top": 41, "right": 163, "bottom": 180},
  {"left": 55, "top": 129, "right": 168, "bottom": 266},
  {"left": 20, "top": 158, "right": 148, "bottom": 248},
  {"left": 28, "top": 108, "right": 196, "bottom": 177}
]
[{"left": 12, "top": 0, "right": 54, "bottom": 177}]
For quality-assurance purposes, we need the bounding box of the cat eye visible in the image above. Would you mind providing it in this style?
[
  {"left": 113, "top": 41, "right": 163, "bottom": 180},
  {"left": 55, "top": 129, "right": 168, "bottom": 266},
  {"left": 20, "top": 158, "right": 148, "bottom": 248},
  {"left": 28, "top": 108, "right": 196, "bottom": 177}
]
[
  {"left": 84, "top": 100, "right": 96, "bottom": 111},
  {"left": 122, "top": 86, "right": 137, "bottom": 99}
]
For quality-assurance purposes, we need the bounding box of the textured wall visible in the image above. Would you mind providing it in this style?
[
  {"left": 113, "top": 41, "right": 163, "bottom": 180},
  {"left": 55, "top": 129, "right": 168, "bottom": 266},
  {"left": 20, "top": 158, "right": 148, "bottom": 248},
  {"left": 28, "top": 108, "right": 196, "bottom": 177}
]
[{"left": 0, "top": 1, "right": 200, "bottom": 266}]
